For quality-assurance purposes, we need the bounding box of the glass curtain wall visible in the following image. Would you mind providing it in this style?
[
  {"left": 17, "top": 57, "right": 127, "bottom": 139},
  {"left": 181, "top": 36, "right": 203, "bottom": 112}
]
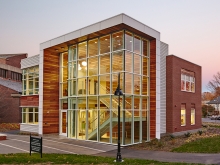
[
  {"left": 66, "top": 30, "right": 150, "bottom": 145},
  {"left": 22, "top": 66, "right": 39, "bottom": 95}
]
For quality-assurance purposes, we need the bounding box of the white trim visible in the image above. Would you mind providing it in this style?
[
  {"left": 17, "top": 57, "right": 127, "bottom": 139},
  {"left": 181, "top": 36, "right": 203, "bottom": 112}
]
[
  {"left": 40, "top": 14, "right": 160, "bottom": 50},
  {"left": 38, "top": 50, "right": 43, "bottom": 134}
]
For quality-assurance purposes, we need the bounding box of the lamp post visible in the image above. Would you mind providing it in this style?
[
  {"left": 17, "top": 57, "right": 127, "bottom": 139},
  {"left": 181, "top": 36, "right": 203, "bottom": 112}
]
[{"left": 114, "top": 72, "right": 123, "bottom": 162}]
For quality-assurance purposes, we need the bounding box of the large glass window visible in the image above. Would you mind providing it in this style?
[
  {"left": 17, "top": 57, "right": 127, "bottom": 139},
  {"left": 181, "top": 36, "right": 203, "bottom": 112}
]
[
  {"left": 66, "top": 30, "right": 150, "bottom": 145},
  {"left": 181, "top": 104, "right": 186, "bottom": 126},
  {"left": 22, "top": 107, "right": 38, "bottom": 124},
  {"left": 181, "top": 69, "right": 195, "bottom": 92},
  {"left": 22, "top": 66, "right": 39, "bottom": 95}
]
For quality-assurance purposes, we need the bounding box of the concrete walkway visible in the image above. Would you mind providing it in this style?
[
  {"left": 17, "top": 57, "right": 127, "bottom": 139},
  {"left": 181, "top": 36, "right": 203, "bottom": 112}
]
[
  {"left": 96, "top": 148, "right": 220, "bottom": 164},
  {"left": 1, "top": 131, "right": 220, "bottom": 164}
]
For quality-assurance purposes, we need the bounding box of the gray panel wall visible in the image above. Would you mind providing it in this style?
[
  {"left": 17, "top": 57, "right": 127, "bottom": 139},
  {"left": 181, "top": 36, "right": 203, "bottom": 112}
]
[
  {"left": 160, "top": 42, "right": 168, "bottom": 134},
  {"left": 21, "top": 55, "right": 39, "bottom": 69}
]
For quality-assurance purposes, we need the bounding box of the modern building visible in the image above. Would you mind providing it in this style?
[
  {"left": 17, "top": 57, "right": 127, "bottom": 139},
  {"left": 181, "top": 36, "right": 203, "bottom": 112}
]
[
  {"left": 20, "top": 14, "right": 201, "bottom": 145},
  {"left": 0, "top": 53, "right": 27, "bottom": 123}
]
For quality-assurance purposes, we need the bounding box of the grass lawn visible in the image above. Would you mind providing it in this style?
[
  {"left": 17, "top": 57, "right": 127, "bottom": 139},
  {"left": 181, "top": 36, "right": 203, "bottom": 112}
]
[
  {"left": 172, "top": 135, "right": 220, "bottom": 153},
  {"left": 0, "top": 153, "right": 203, "bottom": 165}
]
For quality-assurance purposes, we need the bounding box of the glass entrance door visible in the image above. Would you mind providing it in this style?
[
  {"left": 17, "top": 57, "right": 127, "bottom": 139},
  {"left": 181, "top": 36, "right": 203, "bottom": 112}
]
[{"left": 60, "top": 110, "right": 67, "bottom": 136}]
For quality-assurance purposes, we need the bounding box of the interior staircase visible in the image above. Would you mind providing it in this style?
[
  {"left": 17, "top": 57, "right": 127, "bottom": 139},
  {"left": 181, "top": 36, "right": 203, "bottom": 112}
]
[{"left": 88, "top": 85, "right": 132, "bottom": 140}]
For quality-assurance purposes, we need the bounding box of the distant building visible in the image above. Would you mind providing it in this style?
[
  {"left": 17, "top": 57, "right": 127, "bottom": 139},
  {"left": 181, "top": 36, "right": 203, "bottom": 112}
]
[
  {"left": 0, "top": 53, "right": 27, "bottom": 123},
  {"left": 20, "top": 14, "right": 202, "bottom": 145}
]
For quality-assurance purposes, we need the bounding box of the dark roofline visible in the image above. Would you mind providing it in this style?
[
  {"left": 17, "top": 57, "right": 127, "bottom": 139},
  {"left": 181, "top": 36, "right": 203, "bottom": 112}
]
[
  {"left": 167, "top": 54, "right": 201, "bottom": 68},
  {"left": 0, "top": 53, "right": 28, "bottom": 59}
]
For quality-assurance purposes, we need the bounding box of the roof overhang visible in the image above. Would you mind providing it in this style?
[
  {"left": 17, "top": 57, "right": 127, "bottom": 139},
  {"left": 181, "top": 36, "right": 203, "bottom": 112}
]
[{"left": 40, "top": 13, "right": 160, "bottom": 54}]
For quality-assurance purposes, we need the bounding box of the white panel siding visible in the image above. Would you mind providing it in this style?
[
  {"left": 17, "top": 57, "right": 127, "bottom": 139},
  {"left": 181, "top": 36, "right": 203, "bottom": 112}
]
[
  {"left": 20, "top": 124, "right": 39, "bottom": 133},
  {"left": 38, "top": 50, "right": 43, "bottom": 135},
  {"left": 160, "top": 42, "right": 168, "bottom": 134},
  {"left": 21, "top": 55, "right": 39, "bottom": 69}
]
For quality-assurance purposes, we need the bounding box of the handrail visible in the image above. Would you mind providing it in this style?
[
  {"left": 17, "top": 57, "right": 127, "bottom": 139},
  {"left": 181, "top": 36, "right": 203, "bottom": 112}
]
[{"left": 100, "top": 84, "right": 132, "bottom": 108}]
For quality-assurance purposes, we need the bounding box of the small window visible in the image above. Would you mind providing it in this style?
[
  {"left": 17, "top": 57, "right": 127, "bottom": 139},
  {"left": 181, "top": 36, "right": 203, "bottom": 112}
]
[
  {"left": 181, "top": 69, "right": 195, "bottom": 93},
  {"left": 181, "top": 104, "right": 186, "bottom": 126},
  {"left": 191, "top": 104, "right": 195, "bottom": 125},
  {"left": 22, "top": 107, "right": 38, "bottom": 124}
]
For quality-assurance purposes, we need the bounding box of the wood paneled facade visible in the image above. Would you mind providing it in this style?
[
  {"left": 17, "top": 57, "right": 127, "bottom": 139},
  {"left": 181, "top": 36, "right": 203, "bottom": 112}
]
[
  {"left": 149, "top": 39, "right": 156, "bottom": 138},
  {"left": 42, "top": 50, "right": 60, "bottom": 134}
]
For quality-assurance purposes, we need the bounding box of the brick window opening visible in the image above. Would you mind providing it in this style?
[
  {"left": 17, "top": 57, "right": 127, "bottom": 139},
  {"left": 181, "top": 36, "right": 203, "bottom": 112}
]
[
  {"left": 181, "top": 103, "right": 186, "bottom": 126},
  {"left": 0, "top": 68, "right": 7, "bottom": 78},
  {"left": 181, "top": 69, "right": 195, "bottom": 92},
  {"left": 191, "top": 104, "right": 195, "bottom": 125}
]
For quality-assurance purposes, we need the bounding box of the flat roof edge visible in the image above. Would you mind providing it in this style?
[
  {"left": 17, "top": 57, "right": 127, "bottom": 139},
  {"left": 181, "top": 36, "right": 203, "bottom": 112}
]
[{"left": 40, "top": 13, "right": 160, "bottom": 50}]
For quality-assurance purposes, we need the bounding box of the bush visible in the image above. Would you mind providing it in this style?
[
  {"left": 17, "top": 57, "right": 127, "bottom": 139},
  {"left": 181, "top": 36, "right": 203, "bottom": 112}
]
[
  {"left": 184, "top": 132, "right": 191, "bottom": 138},
  {"left": 149, "top": 138, "right": 160, "bottom": 146},
  {"left": 170, "top": 134, "right": 175, "bottom": 140},
  {"left": 198, "top": 130, "right": 203, "bottom": 135}
]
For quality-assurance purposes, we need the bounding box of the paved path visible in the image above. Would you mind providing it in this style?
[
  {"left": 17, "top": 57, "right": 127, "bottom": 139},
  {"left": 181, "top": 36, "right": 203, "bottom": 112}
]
[
  {"left": 1, "top": 132, "right": 220, "bottom": 164},
  {"left": 96, "top": 148, "right": 220, "bottom": 165}
]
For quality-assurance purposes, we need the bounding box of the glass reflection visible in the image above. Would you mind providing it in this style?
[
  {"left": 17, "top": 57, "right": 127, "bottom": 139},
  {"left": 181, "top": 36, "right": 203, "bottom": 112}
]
[
  {"left": 134, "top": 35, "right": 141, "bottom": 54},
  {"left": 78, "top": 42, "right": 87, "bottom": 59},
  {"left": 88, "top": 38, "right": 98, "bottom": 57},
  {"left": 100, "top": 35, "right": 110, "bottom": 54},
  {"left": 125, "top": 31, "right": 132, "bottom": 51},
  {"left": 113, "top": 31, "right": 124, "bottom": 51},
  {"left": 88, "top": 57, "right": 98, "bottom": 76},
  {"left": 125, "top": 51, "right": 132, "bottom": 73},
  {"left": 112, "top": 51, "right": 123, "bottom": 73},
  {"left": 100, "top": 54, "right": 110, "bottom": 74}
]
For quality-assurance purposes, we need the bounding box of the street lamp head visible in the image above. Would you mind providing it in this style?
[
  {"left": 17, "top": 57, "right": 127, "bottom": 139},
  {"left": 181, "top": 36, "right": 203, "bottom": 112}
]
[{"left": 114, "top": 87, "right": 123, "bottom": 96}]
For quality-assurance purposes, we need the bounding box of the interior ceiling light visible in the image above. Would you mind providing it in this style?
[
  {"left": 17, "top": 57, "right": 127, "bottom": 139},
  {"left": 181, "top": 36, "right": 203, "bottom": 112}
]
[
  {"left": 130, "top": 41, "right": 132, "bottom": 42},
  {"left": 82, "top": 61, "right": 87, "bottom": 66},
  {"left": 105, "top": 39, "right": 108, "bottom": 41},
  {"left": 61, "top": 47, "right": 64, "bottom": 49},
  {"left": 118, "top": 44, "right": 121, "bottom": 45},
  {"left": 55, "top": 49, "right": 58, "bottom": 51},
  {"left": 95, "top": 42, "right": 97, "bottom": 43},
  {"left": 116, "top": 36, "right": 119, "bottom": 37},
  {"left": 78, "top": 66, "right": 82, "bottom": 70}
]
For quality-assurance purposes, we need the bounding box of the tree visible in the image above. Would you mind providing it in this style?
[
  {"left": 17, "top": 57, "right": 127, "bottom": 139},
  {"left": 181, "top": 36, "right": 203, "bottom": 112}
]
[
  {"left": 202, "top": 92, "right": 215, "bottom": 102},
  {"left": 207, "top": 72, "right": 220, "bottom": 97},
  {"left": 202, "top": 104, "right": 215, "bottom": 117}
]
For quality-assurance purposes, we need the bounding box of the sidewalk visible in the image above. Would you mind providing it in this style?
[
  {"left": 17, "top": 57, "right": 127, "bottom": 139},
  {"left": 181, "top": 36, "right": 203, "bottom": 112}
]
[{"left": 95, "top": 148, "right": 220, "bottom": 164}]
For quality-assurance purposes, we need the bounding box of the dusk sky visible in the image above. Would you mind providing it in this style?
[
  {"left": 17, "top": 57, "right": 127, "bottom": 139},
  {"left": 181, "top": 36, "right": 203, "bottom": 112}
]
[{"left": 0, "top": 0, "right": 220, "bottom": 92}]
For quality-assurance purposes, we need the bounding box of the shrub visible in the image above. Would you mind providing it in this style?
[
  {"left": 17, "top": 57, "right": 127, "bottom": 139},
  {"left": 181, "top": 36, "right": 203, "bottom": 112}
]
[
  {"left": 170, "top": 134, "right": 175, "bottom": 140},
  {"left": 149, "top": 138, "right": 159, "bottom": 145},
  {"left": 184, "top": 132, "right": 191, "bottom": 138},
  {"left": 198, "top": 130, "right": 203, "bottom": 135}
]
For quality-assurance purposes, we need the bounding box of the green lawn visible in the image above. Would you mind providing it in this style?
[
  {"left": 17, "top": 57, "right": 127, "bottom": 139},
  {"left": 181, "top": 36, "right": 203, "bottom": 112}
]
[
  {"left": 0, "top": 153, "right": 203, "bottom": 165},
  {"left": 172, "top": 136, "right": 220, "bottom": 153}
]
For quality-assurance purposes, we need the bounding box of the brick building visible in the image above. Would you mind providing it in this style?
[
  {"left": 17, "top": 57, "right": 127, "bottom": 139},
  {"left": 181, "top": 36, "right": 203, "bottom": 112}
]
[
  {"left": 19, "top": 14, "right": 202, "bottom": 145},
  {"left": 166, "top": 55, "right": 202, "bottom": 134},
  {"left": 0, "top": 53, "right": 27, "bottom": 123}
]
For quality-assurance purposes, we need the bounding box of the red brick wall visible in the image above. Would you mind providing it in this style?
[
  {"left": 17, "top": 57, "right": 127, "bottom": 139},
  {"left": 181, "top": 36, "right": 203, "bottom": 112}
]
[
  {"left": 6, "top": 54, "right": 27, "bottom": 68},
  {"left": 20, "top": 95, "right": 39, "bottom": 107},
  {"left": 0, "top": 84, "right": 21, "bottom": 123},
  {"left": 166, "top": 55, "right": 202, "bottom": 133}
]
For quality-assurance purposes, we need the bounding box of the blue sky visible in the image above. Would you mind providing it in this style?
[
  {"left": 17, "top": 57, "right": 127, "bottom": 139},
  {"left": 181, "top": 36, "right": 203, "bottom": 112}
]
[{"left": 1, "top": 0, "right": 220, "bottom": 92}]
